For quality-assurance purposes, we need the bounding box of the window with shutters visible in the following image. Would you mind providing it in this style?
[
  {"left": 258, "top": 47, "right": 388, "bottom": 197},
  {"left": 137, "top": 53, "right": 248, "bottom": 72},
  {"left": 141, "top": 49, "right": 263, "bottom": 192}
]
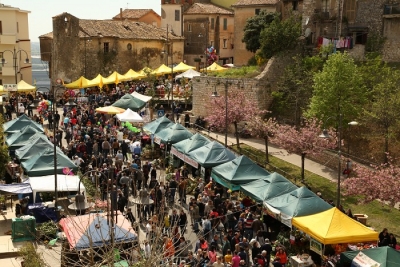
[
  {"left": 211, "top": 18, "right": 215, "bottom": 30},
  {"left": 223, "top": 18, "right": 227, "bottom": 30},
  {"left": 175, "top": 10, "right": 180, "bottom": 21},
  {"left": 344, "top": 0, "right": 356, "bottom": 23}
]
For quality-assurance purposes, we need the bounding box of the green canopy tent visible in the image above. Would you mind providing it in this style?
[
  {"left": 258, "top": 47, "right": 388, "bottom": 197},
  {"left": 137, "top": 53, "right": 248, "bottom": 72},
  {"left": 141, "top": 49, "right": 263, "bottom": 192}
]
[
  {"left": 4, "top": 114, "right": 44, "bottom": 134},
  {"left": 239, "top": 172, "right": 297, "bottom": 202},
  {"left": 6, "top": 125, "right": 44, "bottom": 146},
  {"left": 171, "top": 133, "right": 211, "bottom": 168},
  {"left": 211, "top": 155, "right": 270, "bottom": 191},
  {"left": 143, "top": 116, "right": 174, "bottom": 134},
  {"left": 340, "top": 246, "right": 400, "bottom": 267},
  {"left": 21, "top": 147, "right": 77, "bottom": 176},
  {"left": 154, "top": 123, "right": 193, "bottom": 144},
  {"left": 188, "top": 141, "right": 236, "bottom": 168},
  {"left": 111, "top": 94, "right": 146, "bottom": 111},
  {"left": 264, "top": 186, "right": 332, "bottom": 227},
  {"left": 7, "top": 132, "right": 48, "bottom": 151},
  {"left": 15, "top": 136, "right": 62, "bottom": 162}
]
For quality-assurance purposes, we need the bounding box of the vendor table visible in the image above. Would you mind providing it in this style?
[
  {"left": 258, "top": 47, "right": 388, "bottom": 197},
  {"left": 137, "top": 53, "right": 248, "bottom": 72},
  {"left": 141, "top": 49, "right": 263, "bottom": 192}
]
[
  {"left": 290, "top": 256, "right": 314, "bottom": 267},
  {"left": 12, "top": 217, "right": 36, "bottom": 242},
  {"left": 27, "top": 203, "right": 57, "bottom": 223}
]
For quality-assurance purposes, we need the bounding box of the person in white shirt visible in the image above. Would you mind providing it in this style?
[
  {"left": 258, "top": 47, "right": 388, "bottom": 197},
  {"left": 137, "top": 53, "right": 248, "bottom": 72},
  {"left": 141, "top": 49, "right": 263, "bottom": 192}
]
[
  {"left": 18, "top": 103, "right": 25, "bottom": 116},
  {"left": 73, "top": 155, "right": 84, "bottom": 167},
  {"left": 144, "top": 240, "right": 151, "bottom": 258}
]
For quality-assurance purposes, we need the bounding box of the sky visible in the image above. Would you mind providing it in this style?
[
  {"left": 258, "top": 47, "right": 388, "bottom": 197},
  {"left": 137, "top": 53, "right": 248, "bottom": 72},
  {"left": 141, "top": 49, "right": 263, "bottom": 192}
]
[{"left": 8, "top": 0, "right": 161, "bottom": 43}]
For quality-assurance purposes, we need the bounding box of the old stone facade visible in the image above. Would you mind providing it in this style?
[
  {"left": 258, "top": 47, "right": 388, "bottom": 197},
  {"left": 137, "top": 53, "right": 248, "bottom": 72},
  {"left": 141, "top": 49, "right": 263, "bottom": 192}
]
[
  {"left": 39, "top": 13, "right": 184, "bottom": 84},
  {"left": 192, "top": 54, "right": 294, "bottom": 118}
]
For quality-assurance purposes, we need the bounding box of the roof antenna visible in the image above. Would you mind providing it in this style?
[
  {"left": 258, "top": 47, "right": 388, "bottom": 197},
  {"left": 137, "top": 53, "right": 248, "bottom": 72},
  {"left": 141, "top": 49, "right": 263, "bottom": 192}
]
[{"left": 126, "top": 2, "right": 129, "bottom": 9}]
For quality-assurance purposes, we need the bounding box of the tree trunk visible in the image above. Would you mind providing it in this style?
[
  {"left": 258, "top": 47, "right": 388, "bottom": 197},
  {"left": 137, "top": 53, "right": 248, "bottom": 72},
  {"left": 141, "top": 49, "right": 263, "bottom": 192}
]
[
  {"left": 384, "top": 126, "right": 389, "bottom": 164},
  {"left": 234, "top": 122, "right": 240, "bottom": 150},
  {"left": 301, "top": 152, "right": 306, "bottom": 182},
  {"left": 265, "top": 135, "right": 269, "bottom": 164}
]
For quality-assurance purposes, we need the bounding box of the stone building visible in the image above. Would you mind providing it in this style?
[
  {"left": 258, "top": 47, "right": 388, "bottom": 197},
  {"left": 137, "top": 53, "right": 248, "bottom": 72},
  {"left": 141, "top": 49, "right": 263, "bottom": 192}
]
[
  {"left": 112, "top": 8, "right": 161, "bottom": 27},
  {"left": 232, "top": 0, "right": 279, "bottom": 66},
  {"left": 39, "top": 12, "right": 184, "bottom": 85},
  {"left": 0, "top": 3, "right": 32, "bottom": 85}
]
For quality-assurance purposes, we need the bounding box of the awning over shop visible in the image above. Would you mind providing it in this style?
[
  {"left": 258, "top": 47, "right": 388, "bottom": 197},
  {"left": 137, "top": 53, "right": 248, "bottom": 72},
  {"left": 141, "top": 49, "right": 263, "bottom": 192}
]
[
  {"left": 292, "top": 207, "right": 379, "bottom": 244},
  {"left": 64, "top": 76, "right": 91, "bottom": 89},
  {"left": 188, "top": 141, "right": 236, "bottom": 168},
  {"left": 116, "top": 108, "right": 144, "bottom": 123},
  {"left": 143, "top": 116, "right": 174, "bottom": 134},
  {"left": 95, "top": 106, "right": 125, "bottom": 114},
  {"left": 201, "top": 62, "right": 227, "bottom": 72},
  {"left": 21, "top": 147, "right": 78, "bottom": 176},
  {"left": 211, "top": 155, "right": 270, "bottom": 191},
  {"left": 112, "top": 94, "right": 146, "bottom": 111},
  {"left": 102, "top": 71, "right": 126, "bottom": 85},
  {"left": 341, "top": 246, "right": 400, "bottom": 267},
  {"left": 60, "top": 213, "right": 137, "bottom": 250},
  {"left": 17, "top": 80, "right": 36, "bottom": 92},
  {"left": 3, "top": 114, "right": 44, "bottom": 134},
  {"left": 239, "top": 172, "right": 297, "bottom": 201},
  {"left": 121, "top": 69, "right": 146, "bottom": 81},
  {"left": 264, "top": 186, "right": 332, "bottom": 227},
  {"left": 155, "top": 123, "right": 193, "bottom": 144},
  {"left": 175, "top": 69, "right": 201, "bottom": 80},
  {"left": 86, "top": 74, "right": 104, "bottom": 88},
  {"left": 8, "top": 132, "right": 48, "bottom": 151},
  {"left": 28, "top": 175, "right": 84, "bottom": 203}
]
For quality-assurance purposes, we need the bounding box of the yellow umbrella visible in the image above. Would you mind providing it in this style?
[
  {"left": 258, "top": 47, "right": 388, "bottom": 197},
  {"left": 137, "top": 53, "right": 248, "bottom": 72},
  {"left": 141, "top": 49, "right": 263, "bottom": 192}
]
[
  {"left": 64, "top": 76, "right": 91, "bottom": 89},
  {"left": 86, "top": 74, "right": 104, "bottom": 88},
  {"left": 102, "top": 71, "right": 126, "bottom": 85},
  {"left": 201, "top": 62, "right": 227, "bottom": 72},
  {"left": 173, "top": 62, "right": 196, "bottom": 73},
  {"left": 151, "top": 64, "right": 172, "bottom": 76},
  {"left": 17, "top": 80, "right": 36, "bottom": 92},
  {"left": 121, "top": 69, "right": 146, "bottom": 81},
  {"left": 95, "top": 106, "right": 126, "bottom": 114}
]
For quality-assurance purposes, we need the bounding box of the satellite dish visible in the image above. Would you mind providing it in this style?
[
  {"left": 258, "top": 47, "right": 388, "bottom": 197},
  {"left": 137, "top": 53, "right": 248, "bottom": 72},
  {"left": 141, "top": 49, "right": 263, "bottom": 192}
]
[
  {"left": 305, "top": 28, "right": 312, "bottom": 38},
  {"left": 305, "top": 17, "right": 310, "bottom": 25}
]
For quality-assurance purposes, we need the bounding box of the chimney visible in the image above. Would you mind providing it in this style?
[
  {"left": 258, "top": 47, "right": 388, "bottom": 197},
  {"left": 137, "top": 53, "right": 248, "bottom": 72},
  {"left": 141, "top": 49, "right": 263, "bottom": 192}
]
[{"left": 120, "top": 8, "right": 123, "bottom": 19}]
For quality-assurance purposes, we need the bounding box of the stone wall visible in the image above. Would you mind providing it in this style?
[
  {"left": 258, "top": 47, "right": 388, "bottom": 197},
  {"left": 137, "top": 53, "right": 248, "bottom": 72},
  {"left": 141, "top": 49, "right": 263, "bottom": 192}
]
[
  {"left": 355, "top": 0, "right": 385, "bottom": 34},
  {"left": 192, "top": 54, "right": 294, "bottom": 119},
  {"left": 382, "top": 16, "right": 400, "bottom": 62}
]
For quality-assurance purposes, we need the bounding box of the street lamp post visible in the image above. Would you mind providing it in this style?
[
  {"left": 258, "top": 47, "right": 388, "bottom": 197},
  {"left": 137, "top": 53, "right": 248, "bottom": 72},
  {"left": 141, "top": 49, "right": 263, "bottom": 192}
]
[
  {"left": 1, "top": 48, "right": 30, "bottom": 116},
  {"left": 165, "top": 24, "right": 174, "bottom": 108}
]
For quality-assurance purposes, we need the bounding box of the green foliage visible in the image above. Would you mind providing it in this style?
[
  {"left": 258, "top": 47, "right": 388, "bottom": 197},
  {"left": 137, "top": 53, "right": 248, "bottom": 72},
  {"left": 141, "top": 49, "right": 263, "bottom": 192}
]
[
  {"left": 247, "top": 56, "right": 257, "bottom": 66},
  {"left": 0, "top": 115, "right": 10, "bottom": 178},
  {"left": 272, "top": 55, "right": 323, "bottom": 125},
  {"left": 242, "top": 11, "right": 275, "bottom": 53},
  {"left": 306, "top": 52, "right": 366, "bottom": 127},
  {"left": 81, "top": 173, "right": 97, "bottom": 197},
  {"left": 365, "top": 32, "right": 386, "bottom": 54},
  {"left": 19, "top": 242, "right": 47, "bottom": 267},
  {"left": 259, "top": 14, "right": 302, "bottom": 59},
  {"left": 37, "top": 221, "right": 58, "bottom": 238},
  {"left": 208, "top": 66, "right": 260, "bottom": 78}
]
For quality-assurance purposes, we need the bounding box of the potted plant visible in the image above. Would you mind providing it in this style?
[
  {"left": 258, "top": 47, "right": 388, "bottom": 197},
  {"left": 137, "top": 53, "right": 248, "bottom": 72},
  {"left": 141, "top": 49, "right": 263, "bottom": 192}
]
[{"left": 19, "top": 242, "right": 46, "bottom": 267}]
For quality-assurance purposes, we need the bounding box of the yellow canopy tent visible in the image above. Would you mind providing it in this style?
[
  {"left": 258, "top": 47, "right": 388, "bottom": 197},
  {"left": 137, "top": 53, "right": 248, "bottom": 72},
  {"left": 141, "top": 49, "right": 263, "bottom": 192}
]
[
  {"left": 102, "top": 71, "right": 126, "bottom": 85},
  {"left": 86, "top": 74, "right": 104, "bottom": 88},
  {"left": 292, "top": 207, "right": 378, "bottom": 244},
  {"left": 17, "top": 80, "right": 36, "bottom": 92},
  {"left": 95, "top": 106, "right": 125, "bottom": 114},
  {"left": 201, "top": 62, "right": 227, "bottom": 72},
  {"left": 0, "top": 85, "right": 6, "bottom": 95},
  {"left": 151, "top": 64, "right": 172, "bottom": 76},
  {"left": 121, "top": 69, "right": 146, "bottom": 81},
  {"left": 64, "top": 76, "right": 91, "bottom": 89},
  {"left": 138, "top": 67, "right": 153, "bottom": 77},
  {"left": 173, "top": 62, "right": 196, "bottom": 73}
]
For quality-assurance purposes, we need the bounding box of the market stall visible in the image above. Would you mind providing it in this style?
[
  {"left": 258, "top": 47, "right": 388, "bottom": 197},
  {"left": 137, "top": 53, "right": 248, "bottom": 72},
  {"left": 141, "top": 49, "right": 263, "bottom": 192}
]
[
  {"left": 27, "top": 174, "right": 84, "bottom": 203},
  {"left": 15, "top": 136, "right": 62, "bottom": 162},
  {"left": 239, "top": 172, "right": 297, "bottom": 202},
  {"left": 116, "top": 108, "right": 144, "bottom": 123},
  {"left": 340, "top": 246, "right": 400, "bottom": 267},
  {"left": 6, "top": 125, "right": 44, "bottom": 146},
  {"left": 154, "top": 123, "right": 193, "bottom": 145},
  {"left": 131, "top": 91, "right": 152, "bottom": 103},
  {"left": 3, "top": 114, "right": 44, "bottom": 134},
  {"left": 187, "top": 141, "right": 236, "bottom": 168},
  {"left": 211, "top": 155, "right": 270, "bottom": 190},
  {"left": 143, "top": 115, "right": 174, "bottom": 134},
  {"left": 264, "top": 186, "right": 332, "bottom": 227},
  {"left": 7, "top": 132, "right": 47, "bottom": 151},
  {"left": 171, "top": 133, "right": 211, "bottom": 168},
  {"left": 112, "top": 94, "right": 146, "bottom": 111}
]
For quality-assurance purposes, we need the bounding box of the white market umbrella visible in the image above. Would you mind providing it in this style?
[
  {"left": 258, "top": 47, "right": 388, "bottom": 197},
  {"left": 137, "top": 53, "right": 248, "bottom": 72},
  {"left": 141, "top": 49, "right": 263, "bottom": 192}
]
[{"left": 116, "top": 108, "right": 144, "bottom": 123}]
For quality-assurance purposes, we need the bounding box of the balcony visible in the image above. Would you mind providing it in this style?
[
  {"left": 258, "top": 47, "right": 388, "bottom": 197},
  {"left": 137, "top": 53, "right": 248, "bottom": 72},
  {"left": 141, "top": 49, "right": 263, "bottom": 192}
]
[
  {"left": 313, "top": 9, "right": 335, "bottom": 22},
  {"left": 0, "top": 35, "right": 16, "bottom": 45}
]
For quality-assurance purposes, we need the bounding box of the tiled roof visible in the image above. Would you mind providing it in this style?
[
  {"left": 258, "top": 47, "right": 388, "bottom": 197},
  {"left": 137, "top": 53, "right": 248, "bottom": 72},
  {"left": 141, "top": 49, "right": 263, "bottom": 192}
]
[
  {"left": 112, "top": 9, "right": 158, "bottom": 20},
  {"left": 78, "top": 19, "right": 182, "bottom": 40},
  {"left": 39, "top": 32, "right": 53, "bottom": 39},
  {"left": 185, "top": 3, "right": 233, "bottom": 15},
  {"left": 39, "top": 19, "right": 182, "bottom": 41},
  {"left": 232, "top": 0, "right": 278, "bottom": 6}
]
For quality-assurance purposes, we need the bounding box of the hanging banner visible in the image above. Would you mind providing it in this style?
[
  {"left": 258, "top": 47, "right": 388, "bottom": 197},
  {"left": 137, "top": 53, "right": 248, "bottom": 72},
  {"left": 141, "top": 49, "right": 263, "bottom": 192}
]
[
  {"left": 171, "top": 146, "right": 185, "bottom": 161},
  {"left": 352, "top": 252, "right": 380, "bottom": 267},
  {"left": 154, "top": 136, "right": 161, "bottom": 145},
  {"left": 310, "top": 238, "right": 323, "bottom": 255},
  {"left": 184, "top": 155, "right": 199, "bottom": 169}
]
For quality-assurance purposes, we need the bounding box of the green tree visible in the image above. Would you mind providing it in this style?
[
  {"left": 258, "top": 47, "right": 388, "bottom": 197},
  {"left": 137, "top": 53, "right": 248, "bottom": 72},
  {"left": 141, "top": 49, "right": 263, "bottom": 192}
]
[
  {"left": 306, "top": 52, "right": 366, "bottom": 127},
  {"left": 242, "top": 10, "right": 275, "bottom": 53},
  {"left": 272, "top": 55, "right": 323, "bottom": 126},
  {"left": 363, "top": 65, "right": 400, "bottom": 163},
  {"left": 0, "top": 115, "right": 10, "bottom": 177},
  {"left": 259, "top": 14, "right": 301, "bottom": 59}
]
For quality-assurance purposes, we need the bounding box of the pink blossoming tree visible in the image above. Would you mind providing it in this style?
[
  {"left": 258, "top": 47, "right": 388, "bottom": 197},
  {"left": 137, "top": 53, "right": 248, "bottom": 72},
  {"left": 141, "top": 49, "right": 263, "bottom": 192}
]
[
  {"left": 205, "top": 91, "right": 264, "bottom": 149},
  {"left": 273, "top": 118, "right": 336, "bottom": 181}
]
